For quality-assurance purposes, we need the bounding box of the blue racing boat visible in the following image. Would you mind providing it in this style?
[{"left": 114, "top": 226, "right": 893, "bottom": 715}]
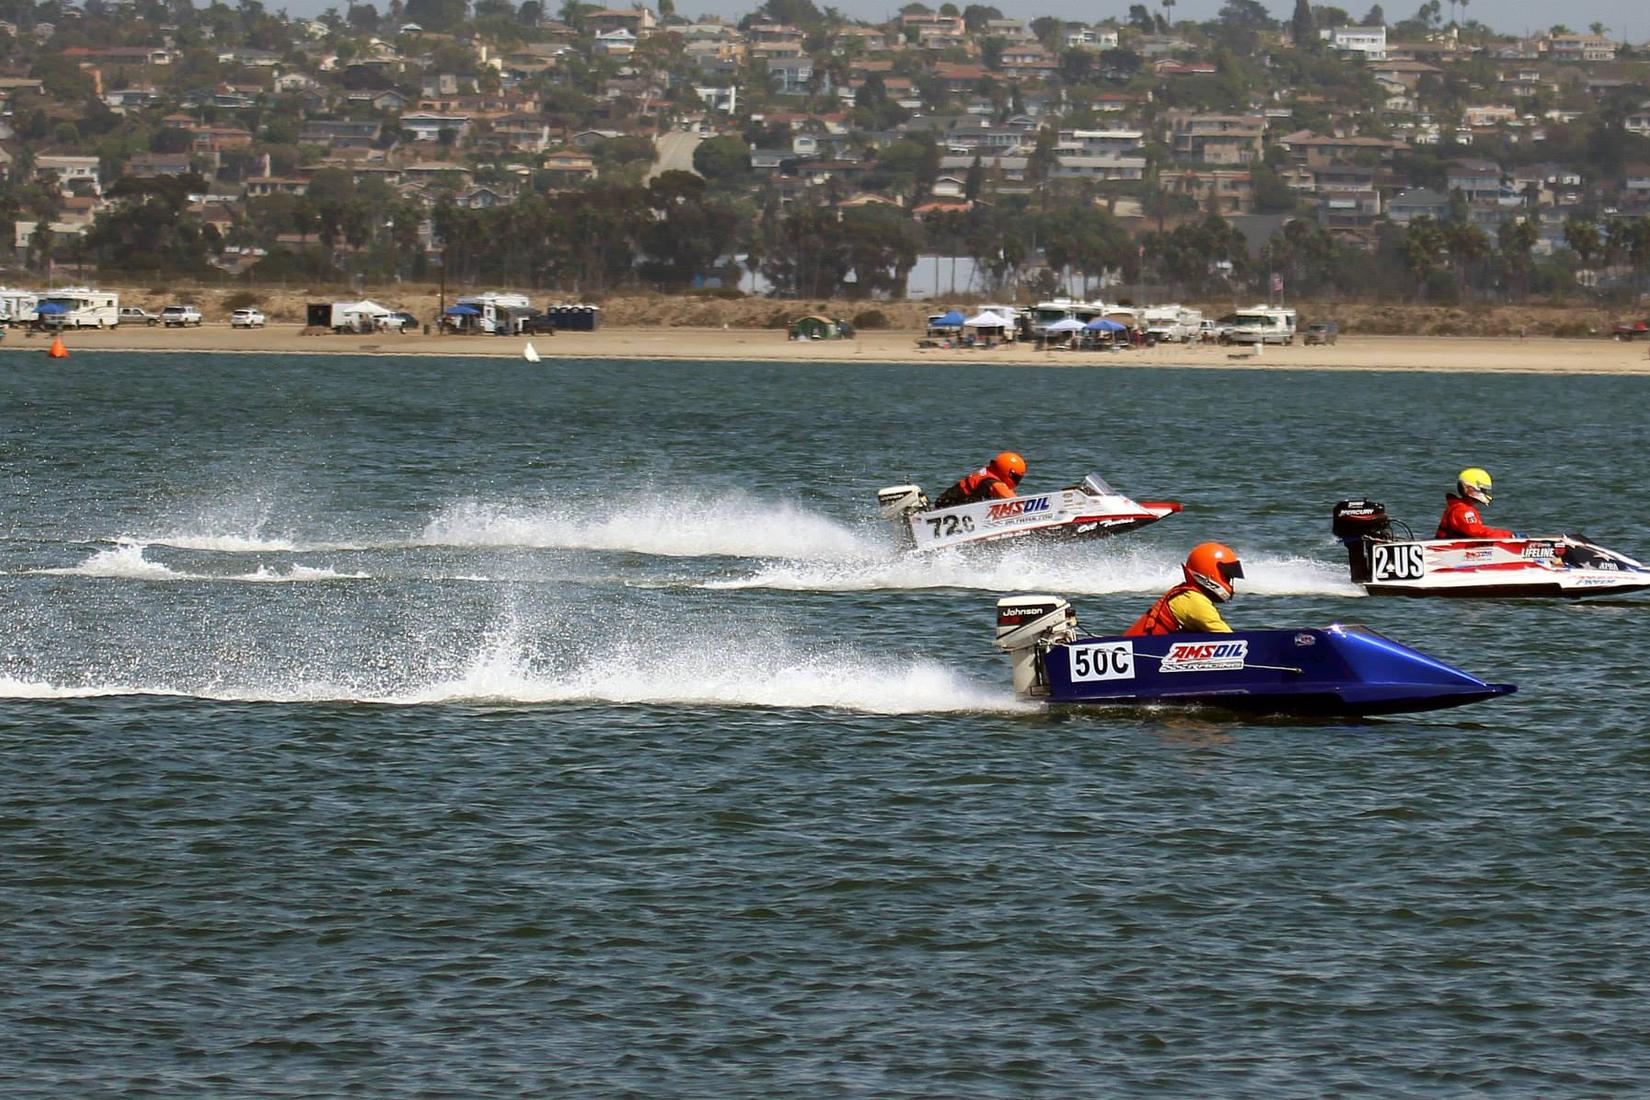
[{"left": 994, "top": 596, "right": 1515, "bottom": 717}]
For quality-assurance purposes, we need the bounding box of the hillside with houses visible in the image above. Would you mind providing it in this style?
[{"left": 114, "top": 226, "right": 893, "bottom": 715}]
[{"left": 1, "top": 0, "right": 1649, "bottom": 304}]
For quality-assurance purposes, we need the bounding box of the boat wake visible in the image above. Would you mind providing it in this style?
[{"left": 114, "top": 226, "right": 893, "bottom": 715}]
[
  {"left": 33, "top": 544, "right": 368, "bottom": 583},
  {"left": 0, "top": 622, "right": 1022, "bottom": 715},
  {"left": 706, "top": 545, "right": 1363, "bottom": 597},
  {"left": 413, "top": 492, "right": 880, "bottom": 560}
]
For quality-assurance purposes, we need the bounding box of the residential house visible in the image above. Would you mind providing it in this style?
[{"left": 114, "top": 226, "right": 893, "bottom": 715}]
[
  {"left": 767, "top": 56, "right": 816, "bottom": 95},
  {"left": 1445, "top": 158, "right": 1505, "bottom": 202},
  {"left": 1542, "top": 34, "right": 1615, "bottom": 62},
  {"left": 747, "top": 24, "right": 805, "bottom": 60},
  {"left": 1278, "top": 131, "right": 1407, "bottom": 168},
  {"left": 593, "top": 29, "right": 637, "bottom": 57},
  {"left": 1383, "top": 186, "right": 1449, "bottom": 223},
  {"left": 1320, "top": 25, "right": 1386, "bottom": 59},
  {"left": 1157, "top": 168, "right": 1253, "bottom": 213},
  {"left": 301, "top": 120, "right": 383, "bottom": 148},
  {"left": 1621, "top": 164, "right": 1650, "bottom": 208},
  {"left": 125, "top": 153, "right": 193, "bottom": 177},
  {"left": 1057, "top": 129, "right": 1144, "bottom": 155},
  {"left": 1167, "top": 113, "right": 1266, "bottom": 165},
  {"left": 1368, "top": 59, "right": 1440, "bottom": 90},
  {"left": 400, "top": 112, "right": 472, "bottom": 143},
  {"left": 243, "top": 176, "right": 310, "bottom": 197},
  {"left": 586, "top": 7, "right": 656, "bottom": 37},
  {"left": 35, "top": 155, "right": 101, "bottom": 196},
  {"left": 538, "top": 149, "right": 597, "bottom": 188},
  {"left": 1052, "top": 154, "right": 1146, "bottom": 182},
  {"left": 1063, "top": 25, "right": 1119, "bottom": 50}
]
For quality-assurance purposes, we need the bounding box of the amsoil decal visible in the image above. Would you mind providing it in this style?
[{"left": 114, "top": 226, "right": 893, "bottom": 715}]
[
  {"left": 1160, "top": 640, "right": 1248, "bottom": 672},
  {"left": 986, "top": 496, "right": 1052, "bottom": 522}
]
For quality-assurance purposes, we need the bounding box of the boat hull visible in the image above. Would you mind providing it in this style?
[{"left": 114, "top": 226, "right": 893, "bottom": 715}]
[
  {"left": 1038, "top": 626, "right": 1515, "bottom": 717},
  {"left": 893, "top": 474, "right": 1179, "bottom": 554},
  {"left": 1350, "top": 536, "right": 1650, "bottom": 599}
]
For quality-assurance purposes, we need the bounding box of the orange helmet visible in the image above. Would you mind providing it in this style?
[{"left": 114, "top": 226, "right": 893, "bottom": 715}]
[
  {"left": 1184, "top": 542, "right": 1244, "bottom": 602},
  {"left": 988, "top": 451, "right": 1027, "bottom": 487}
]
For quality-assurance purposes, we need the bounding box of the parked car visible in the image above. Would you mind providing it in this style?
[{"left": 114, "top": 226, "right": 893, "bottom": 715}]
[
  {"left": 1612, "top": 319, "right": 1649, "bottom": 341},
  {"left": 229, "top": 308, "right": 266, "bottom": 328},
  {"left": 1304, "top": 320, "right": 1339, "bottom": 346},
  {"left": 118, "top": 306, "right": 160, "bottom": 327},
  {"left": 379, "top": 311, "right": 419, "bottom": 333},
  {"left": 520, "top": 312, "right": 558, "bottom": 335},
  {"left": 160, "top": 304, "right": 203, "bottom": 327}
]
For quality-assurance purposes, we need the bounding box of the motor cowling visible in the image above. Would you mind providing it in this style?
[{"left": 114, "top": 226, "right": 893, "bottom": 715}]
[
  {"left": 995, "top": 596, "right": 1079, "bottom": 696},
  {"left": 1332, "top": 499, "right": 1391, "bottom": 542},
  {"left": 877, "top": 484, "right": 928, "bottom": 519}
]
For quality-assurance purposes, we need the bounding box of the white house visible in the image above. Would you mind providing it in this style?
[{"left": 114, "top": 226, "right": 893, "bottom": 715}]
[{"left": 1321, "top": 25, "right": 1386, "bottom": 60}]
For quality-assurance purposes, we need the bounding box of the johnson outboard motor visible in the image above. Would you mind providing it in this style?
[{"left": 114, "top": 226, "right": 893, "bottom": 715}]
[
  {"left": 994, "top": 595, "right": 1079, "bottom": 697},
  {"left": 1332, "top": 499, "right": 1392, "bottom": 583},
  {"left": 877, "top": 484, "right": 928, "bottom": 519}
]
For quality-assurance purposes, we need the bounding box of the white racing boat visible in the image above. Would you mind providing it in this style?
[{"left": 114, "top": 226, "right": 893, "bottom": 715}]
[
  {"left": 1332, "top": 499, "right": 1650, "bottom": 598},
  {"left": 877, "top": 473, "right": 1180, "bottom": 553}
]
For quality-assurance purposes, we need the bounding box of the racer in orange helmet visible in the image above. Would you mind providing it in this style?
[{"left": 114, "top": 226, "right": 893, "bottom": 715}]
[
  {"left": 933, "top": 451, "right": 1027, "bottom": 510},
  {"left": 1124, "top": 542, "right": 1244, "bottom": 636}
]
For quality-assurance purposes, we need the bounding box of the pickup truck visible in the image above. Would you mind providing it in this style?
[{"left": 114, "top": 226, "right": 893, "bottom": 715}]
[{"left": 118, "top": 306, "right": 160, "bottom": 326}]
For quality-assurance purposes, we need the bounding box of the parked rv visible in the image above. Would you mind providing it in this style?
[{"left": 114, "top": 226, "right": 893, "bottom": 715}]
[
  {"left": 1141, "top": 306, "right": 1203, "bottom": 343},
  {"left": 38, "top": 288, "right": 120, "bottom": 329}
]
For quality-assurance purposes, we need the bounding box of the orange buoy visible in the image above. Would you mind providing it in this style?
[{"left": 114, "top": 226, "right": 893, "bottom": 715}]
[{"left": 47, "top": 335, "right": 69, "bottom": 359}]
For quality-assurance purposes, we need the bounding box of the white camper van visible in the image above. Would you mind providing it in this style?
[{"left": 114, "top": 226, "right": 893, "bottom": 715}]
[
  {"left": 37, "top": 287, "right": 119, "bottom": 329},
  {"left": 454, "top": 292, "right": 534, "bottom": 334}
]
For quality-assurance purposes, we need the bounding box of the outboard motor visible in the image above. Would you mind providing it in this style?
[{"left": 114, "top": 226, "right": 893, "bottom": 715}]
[
  {"left": 1332, "top": 499, "right": 1391, "bottom": 583},
  {"left": 994, "top": 595, "right": 1079, "bottom": 697},
  {"left": 877, "top": 484, "right": 928, "bottom": 519}
]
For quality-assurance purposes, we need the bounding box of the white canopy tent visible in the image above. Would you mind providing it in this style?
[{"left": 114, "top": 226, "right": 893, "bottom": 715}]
[{"left": 963, "top": 311, "right": 1008, "bottom": 328}]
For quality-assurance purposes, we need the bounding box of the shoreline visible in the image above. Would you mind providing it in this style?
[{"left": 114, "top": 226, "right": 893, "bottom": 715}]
[{"left": 7, "top": 325, "right": 1650, "bottom": 375}]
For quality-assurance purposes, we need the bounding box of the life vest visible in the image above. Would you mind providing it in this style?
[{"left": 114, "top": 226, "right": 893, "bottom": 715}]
[
  {"left": 934, "top": 468, "right": 1009, "bottom": 510},
  {"left": 1124, "top": 582, "right": 1201, "bottom": 637}
]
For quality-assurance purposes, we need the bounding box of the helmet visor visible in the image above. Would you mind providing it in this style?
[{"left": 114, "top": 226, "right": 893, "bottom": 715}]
[
  {"left": 1008, "top": 468, "right": 1023, "bottom": 485},
  {"left": 1218, "top": 561, "right": 1244, "bottom": 585}
]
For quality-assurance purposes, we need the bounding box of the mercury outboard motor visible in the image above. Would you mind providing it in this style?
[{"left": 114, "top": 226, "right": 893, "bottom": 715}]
[
  {"left": 994, "top": 595, "right": 1079, "bottom": 696},
  {"left": 1332, "top": 499, "right": 1392, "bottom": 583}
]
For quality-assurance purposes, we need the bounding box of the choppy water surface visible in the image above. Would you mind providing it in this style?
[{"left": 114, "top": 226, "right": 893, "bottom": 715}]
[{"left": 3, "top": 353, "right": 1648, "bottom": 1095}]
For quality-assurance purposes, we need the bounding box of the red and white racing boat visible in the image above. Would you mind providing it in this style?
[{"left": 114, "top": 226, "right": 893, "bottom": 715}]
[
  {"left": 1333, "top": 499, "right": 1650, "bottom": 598},
  {"left": 878, "top": 473, "right": 1179, "bottom": 553}
]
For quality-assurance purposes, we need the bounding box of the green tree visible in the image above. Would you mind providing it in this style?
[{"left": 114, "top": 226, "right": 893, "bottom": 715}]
[
  {"left": 692, "top": 134, "right": 752, "bottom": 187},
  {"left": 1291, "top": 0, "right": 1316, "bottom": 44}
]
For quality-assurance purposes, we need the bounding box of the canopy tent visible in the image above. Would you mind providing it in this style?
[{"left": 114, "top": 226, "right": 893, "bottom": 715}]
[
  {"left": 1045, "top": 317, "right": 1086, "bottom": 333},
  {"left": 336, "top": 299, "right": 394, "bottom": 316},
  {"left": 35, "top": 301, "right": 68, "bottom": 314},
  {"left": 1085, "top": 317, "right": 1126, "bottom": 332},
  {"left": 964, "top": 312, "right": 1008, "bottom": 328},
  {"left": 444, "top": 304, "right": 481, "bottom": 316},
  {"left": 933, "top": 310, "right": 966, "bottom": 327}
]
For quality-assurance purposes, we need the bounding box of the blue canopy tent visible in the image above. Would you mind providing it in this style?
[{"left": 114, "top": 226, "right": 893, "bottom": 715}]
[
  {"left": 35, "top": 301, "right": 68, "bottom": 314},
  {"left": 1084, "top": 317, "right": 1126, "bottom": 332},
  {"left": 936, "top": 310, "right": 966, "bottom": 326},
  {"left": 444, "top": 304, "right": 480, "bottom": 315}
]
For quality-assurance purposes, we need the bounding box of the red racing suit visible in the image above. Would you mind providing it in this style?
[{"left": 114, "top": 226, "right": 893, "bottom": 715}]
[
  {"left": 1435, "top": 493, "right": 1513, "bottom": 539},
  {"left": 933, "top": 468, "right": 1016, "bottom": 510}
]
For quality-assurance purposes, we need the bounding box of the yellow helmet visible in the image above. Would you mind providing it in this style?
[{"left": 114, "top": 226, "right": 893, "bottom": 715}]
[{"left": 1457, "top": 467, "right": 1493, "bottom": 505}]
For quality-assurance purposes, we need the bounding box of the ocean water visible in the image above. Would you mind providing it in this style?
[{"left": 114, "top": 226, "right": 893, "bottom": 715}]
[{"left": 2, "top": 352, "right": 1648, "bottom": 1096}]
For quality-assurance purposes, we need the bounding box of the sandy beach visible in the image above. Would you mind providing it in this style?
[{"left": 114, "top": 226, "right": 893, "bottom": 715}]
[{"left": 8, "top": 323, "right": 1650, "bottom": 374}]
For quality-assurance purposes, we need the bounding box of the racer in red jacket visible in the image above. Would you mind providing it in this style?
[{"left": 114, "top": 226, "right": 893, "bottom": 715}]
[
  {"left": 933, "top": 451, "right": 1026, "bottom": 509},
  {"left": 1435, "top": 467, "right": 1515, "bottom": 539}
]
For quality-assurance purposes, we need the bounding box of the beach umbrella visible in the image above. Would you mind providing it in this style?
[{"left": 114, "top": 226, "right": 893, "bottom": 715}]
[
  {"left": 935, "top": 310, "right": 966, "bottom": 327},
  {"left": 964, "top": 311, "right": 1007, "bottom": 328},
  {"left": 1085, "top": 317, "right": 1126, "bottom": 332},
  {"left": 443, "top": 304, "right": 481, "bottom": 315},
  {"left": 35, "top": 301, "right": 68, "bottom": 314},
  {"left": 1046, "top": 317, "right": 1085, "bottom": 333}
]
